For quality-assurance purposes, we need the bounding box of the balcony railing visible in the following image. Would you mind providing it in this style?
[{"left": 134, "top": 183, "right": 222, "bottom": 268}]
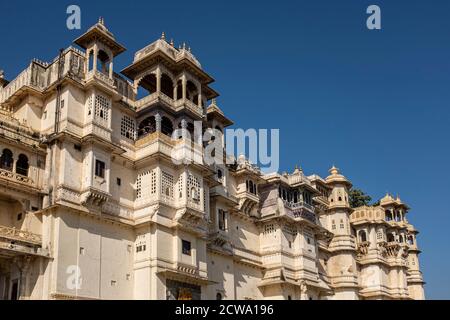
[
  {"left": 0, "top": 225, "right": 42, "bottom": 245},
  {"left": 283, "top": 199, "right": 315, "bottom": 212},
  {"left": 135, "top": 92, "right": 203, "bottom": 117},
  {"left": 85, "top": 70, "right": 115, "bottom": 88},
  {"left": 0, "top": 167, "right": 34, "bottom": 186}
]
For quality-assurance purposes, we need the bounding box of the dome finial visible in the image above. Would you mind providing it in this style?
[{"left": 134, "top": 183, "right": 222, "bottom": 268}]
[
  {"left": 329, "top": 165, "right": 339, "bottom": 175},
  {"left": 161, "top": 32, "right": 166, "bottom": 40},
  {"left": 98, "top": 17, "right": 104, "bottom": 25}
]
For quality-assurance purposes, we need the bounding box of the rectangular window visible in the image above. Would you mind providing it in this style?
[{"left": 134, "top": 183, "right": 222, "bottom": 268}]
[
  {"left": 182, "top": 240, "right": 191, "bottom": 256},
  {"left": 218, "top": 209, "right": 227, "bottom": 231},
  {"left": 95, "top": 160, "right": 105, "bottom": 178},
  {"left": 116, "top": 177, "right": 121, "bottom": 186}
]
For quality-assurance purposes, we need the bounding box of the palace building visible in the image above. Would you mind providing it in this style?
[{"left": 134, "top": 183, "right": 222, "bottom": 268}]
[{"left": 0, "top": 19, "right": 425, "bottom": 300}]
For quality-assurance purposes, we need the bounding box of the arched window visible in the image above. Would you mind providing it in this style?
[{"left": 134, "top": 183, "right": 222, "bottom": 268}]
[
  {"left": 359, "top": 230, "right": 367, "bottom": 243},
  {"left": 161, "top": 116, "right": 174, "bottom": 136},
  {"left": 96, "top": 50, "right": 110, "bottom": 74},
  {"left": 176, "top": 80, "right": 183, "bottom": 100},
  {"left": 216, "top": 293, "right": 222, "bottom": 300},
  {"left": 16, "top": 154, "right": 29, "bottom": 176},
  {"left": 138, "top": 116, "right": 156, "bottom": 138},
  {"left": 407, "top": 235, "right": 414, "bottom": 246},
  {"left": 387, "top": 233, "right": 395, "bottom": 242},
  {"left": 0, "top": 149, "right": 13, "bottom": 171},
  {"left": 88, "top": 50, "right": 94, "bottom": 71},
  {"left": 161, "top": 74, "right": 174, "bottom": 99},
  {"left": 138, "top": 74, "right": 157, "bottom": 98},
  {"left": 186, "top": 80, "right": 198, "bottom": 102},
  {"left": 385, "top": 210, "right": 393, "bottom": 221}
]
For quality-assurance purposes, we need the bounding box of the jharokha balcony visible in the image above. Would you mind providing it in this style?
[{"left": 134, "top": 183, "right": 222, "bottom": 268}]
[
  {"left": 282, "top": 199, "right": 316, "bottom": 223},
  {"left": 0, "top": 225, "right": 48, "bottom": 257},
  {"left": 134, "top": 91, "right": 203, "bottom": 118},
  {"left": 0, "top": 167, "right": 34, "bottom": 187}
]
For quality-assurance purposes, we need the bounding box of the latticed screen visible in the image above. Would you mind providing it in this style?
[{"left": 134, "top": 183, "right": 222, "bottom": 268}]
[
  {"left": 121, "top": 115, "right": 136, "bottom": 140},
  {"left": 187, "top": 173, "right": 201, "bottom": 202},
  {"left": 94, "top": 94, "right": 110, "bottom": 122},
  {"left": 161, "top": 171, "right": 174, "bottom": 198},
  {"left": 136, "top": 170, "right": 156, "bottom": 199}
]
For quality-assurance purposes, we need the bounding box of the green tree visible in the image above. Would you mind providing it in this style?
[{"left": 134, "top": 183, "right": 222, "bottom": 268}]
[{"left": 348, "top": 188, "right": 372, "bottom": 208}]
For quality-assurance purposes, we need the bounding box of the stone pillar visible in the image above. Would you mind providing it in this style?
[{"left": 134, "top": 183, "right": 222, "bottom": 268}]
[
  {"left": 197, "top": 86, "right": 202, "bottom": 107},
  {"left": 86, "top": 50, "right": 91, "bottom": 74},
  {"left": 155, "top": 113, "right": 162, "bottom": 132},
  {"left": 93, "top": 47, "right": 98, "bottom": 72},
  {"left": 12, "top": 156, "right": 17, "bottom": 173},
  {"left": 181, "top": 118, "right": 187, "bottom": 139},
  {"left": 108, "top": 61, "right": 113, "bottom": 79},
  {"left": 156, "top": 68, "right": 161, "bottom": 93},
  {"left": 173, "top": 85, "right": 178, "bottom": 100},
  {"left": 182, "top": 75, "right": 187, "bottom": 100}
]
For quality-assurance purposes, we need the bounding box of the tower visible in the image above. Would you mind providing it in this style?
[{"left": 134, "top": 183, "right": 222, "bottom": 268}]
[
  {"left": 325, "top": 166, "right": 359, "bottom": 299},
  {"left": 74, "top": 17, "right": 125, "bottom": 79}
]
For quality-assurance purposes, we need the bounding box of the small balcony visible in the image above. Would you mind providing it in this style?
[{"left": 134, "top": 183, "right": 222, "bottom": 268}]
[
  {"left": 208, "top": 229, "right": 231, "bottom": 248},
  {"left": 85, "top": 70, "right": 115, "bottom": 88},
  {"left": 135, "top": 91, "right": 203, "bottom": 118},
  {"left": 283, "top": 199, "right": 315, "bottom": 213},
  {"left": 0, "top": 167, "right": 34, "bottom": 187},
  {"left": 0, "top": 225, "right": 48, "bottom": 257},
  {"left": 357, "top": 241, "right": 370, "bottom": 256}
]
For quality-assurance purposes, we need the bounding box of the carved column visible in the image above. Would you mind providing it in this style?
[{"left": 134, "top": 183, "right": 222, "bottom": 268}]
[
  {"left": 108, "top": 61, "right": 113, "bottom": 79},
  {"left": 156, "top": 68, "right": 161, "bottom": 93},
  {"left": 155, "top": 113, "right": 162, "bottom": 132},
  {"left": 181, "top": 118, "right": 187, "bottom": 139},
  {"left": 182, "top": 75, "right": 187, "bottom": 100}
]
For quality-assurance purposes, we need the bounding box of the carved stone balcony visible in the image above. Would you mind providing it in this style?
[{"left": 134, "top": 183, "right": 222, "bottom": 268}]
[
  {"left": 135, "top": 132, "right": 204, "bottom": 166},
  {"left": 378, "top": 241, "right": 401, "bottom": 258},
  {"left": 236, "top": 191, "right": 260, "bottom": 216},
  {"left": 357, "top": 241, "right": 370, "bottom": 256},
  {"left": 282, "top": 200, "right": 316, "bottom": 223},
  {"left": 0, "top": 226, "right": 41, "bottom": 245},
  {"left": 135, "top": 91, "right": 203, "bottom": 118},
  {"left": 0, "top": 167, "right": 34, "bottom": 187},
  {"left": 0, "top": 225, "right": 48, "bottom": 257},
  {"left": 85, "top": 70, "right": 115, "bottom": 88}
]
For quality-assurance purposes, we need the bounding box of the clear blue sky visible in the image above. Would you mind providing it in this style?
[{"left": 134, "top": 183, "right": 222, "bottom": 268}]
[{"left": 1, "top": 0, "right": 449, "bottom": 299}]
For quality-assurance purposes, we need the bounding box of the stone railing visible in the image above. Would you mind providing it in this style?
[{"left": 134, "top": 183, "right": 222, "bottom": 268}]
[
  {"left": 283, "top": 199, "right": 315, "bottom": 212},
  {"left": 85, "top": 70, "right": 115, "bottom": 88},
  {"left": 0, "top": 167, "right": 34, "bottom": 186},
  {"left": 0, "top": 225, "right": 42, "bottom": 245},
  {"left": 134, "top": 91, "right": 203, "bottom": 117},
  {"left": 1, "top": 66, "right": 33, "bottom": 103},
  {"left": 135, "top": 92, "right": 158, "bottom": 109}
]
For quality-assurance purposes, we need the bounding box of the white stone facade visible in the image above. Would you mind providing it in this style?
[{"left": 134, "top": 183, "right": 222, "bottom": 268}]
[{"left": 0, "top": 19, "right": 424, "bottom": 300}]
